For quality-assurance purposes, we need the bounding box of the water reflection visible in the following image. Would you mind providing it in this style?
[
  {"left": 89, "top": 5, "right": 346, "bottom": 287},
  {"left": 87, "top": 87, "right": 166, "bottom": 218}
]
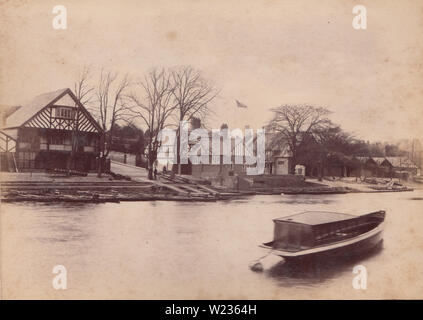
[
  {"left": 234, "top": 195, "right": 336, "bottom": 205},
  {"left": 14, "top": 202, "right": 97, "bottom": 245},
  {"left": 266, "top": 242, "right": 384, "bottom": 287},
  {"left": 1, "top": 189, "right": 423, "bottom": 299},
  {"left": 279, "top": 197, "right": 335, "bottom": 205}
]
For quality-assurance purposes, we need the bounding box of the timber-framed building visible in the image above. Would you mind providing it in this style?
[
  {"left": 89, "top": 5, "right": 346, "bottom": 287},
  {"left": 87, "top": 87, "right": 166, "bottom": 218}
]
[{"left": 0, "top": 88, "right": 102, "bottom": 172}]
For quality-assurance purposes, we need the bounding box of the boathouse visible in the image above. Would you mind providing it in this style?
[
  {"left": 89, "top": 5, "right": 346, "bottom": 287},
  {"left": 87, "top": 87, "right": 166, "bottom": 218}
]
[{"left": 0, "top": 88, "right": 102, "bottom": 172}]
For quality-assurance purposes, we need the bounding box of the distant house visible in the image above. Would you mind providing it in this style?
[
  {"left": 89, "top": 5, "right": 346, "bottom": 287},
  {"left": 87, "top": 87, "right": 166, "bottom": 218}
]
[
  {"left": 266, "top": 131, "right": 327, "bottom": 176},
  {"left": 266, "top": 147, "right": 292, "bottom": 175},
  {"left": 264, "top": 132, "right": 293, "bottom": 175},
  {"left": 321, "top": 153, "right": 357, "bottom": 177},
  {"left": 349, "top": 156, "right": 419, "bottom": 179},
  {"left": 188, "top": 131, "right": 249, "bottom": 178},
  {"left": 381, "top": 157, "right": 419, "bottom": 177},
  {"left": 0, "top": 88, "right": 102, "bottom": 172},
  {"left": 352, "top": 156, "right": 378, "bottom": 177},
  {"left": 372, "top": 157, "right": 385, "bottom": 166}
]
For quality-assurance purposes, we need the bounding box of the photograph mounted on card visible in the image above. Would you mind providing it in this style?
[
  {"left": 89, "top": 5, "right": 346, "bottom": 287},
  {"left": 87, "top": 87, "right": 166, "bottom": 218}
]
[{"left": 0, "top": 0, "right": 422, "bottom": 300}]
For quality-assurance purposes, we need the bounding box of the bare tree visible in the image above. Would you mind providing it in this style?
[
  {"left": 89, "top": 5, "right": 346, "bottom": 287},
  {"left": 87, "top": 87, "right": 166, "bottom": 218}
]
[
  {"left": 69, "top": 66, "right": 95, "bottom": 171},
  {"left": 129, "top": 68, "right": 177, "bottom": 179},
  {"left": 267, "top": 104, "right": 332, "bottom": 174},
  {"left": 91, "top": 70, "right": 131, "bottom": 177},
  {"left": 171, "top": 66, "right": 218, "bottom": 174},
  {"left": 74, "top": 66, "right": 94, "bottom": 106}
]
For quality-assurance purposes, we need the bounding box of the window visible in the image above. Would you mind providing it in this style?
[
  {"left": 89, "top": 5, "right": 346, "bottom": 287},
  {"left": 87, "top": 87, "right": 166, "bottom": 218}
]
[
  {"left": 56, "top": 107, "right": 74, "bottom": 119},
  {"left": 61, "top": 108, "right": 71, "bottom": 118},
  {"left": 51, "top": 136, "right": 65, "bottom": 145},
  {"left": 278, "top": 160, "right": 285, "bottom": 165}
]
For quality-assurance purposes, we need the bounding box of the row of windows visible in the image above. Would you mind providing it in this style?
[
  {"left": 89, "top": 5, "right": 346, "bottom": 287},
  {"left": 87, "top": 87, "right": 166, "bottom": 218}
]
[
  {"left": 50, "top": 136, "right": 71, "bottom": 145},
  {"left": 55, "top": 107, "right": 75, "bottom": 119},
  {"left": 39, "top": 135, "right": 97, "bottom": 146},
  {"left": 22, "top": 135, "right": 91, "bottom": 146}
]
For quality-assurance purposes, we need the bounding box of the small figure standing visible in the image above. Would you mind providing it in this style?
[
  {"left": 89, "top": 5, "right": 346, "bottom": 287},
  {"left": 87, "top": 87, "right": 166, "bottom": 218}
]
[{"left": 154, "top": 167, "right": 158, "bottom": 180}]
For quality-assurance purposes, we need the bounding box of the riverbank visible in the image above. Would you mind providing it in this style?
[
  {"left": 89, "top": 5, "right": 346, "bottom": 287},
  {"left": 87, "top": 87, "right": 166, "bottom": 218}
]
[
  {"left": 0, "top": 168, "right": 248, "bottom": 203},
  {"left": 0, "top": 168, "right": 418, "bottom": 203},
  {"left": 312, "top": 177, "right": 416, "bottom": 193}
]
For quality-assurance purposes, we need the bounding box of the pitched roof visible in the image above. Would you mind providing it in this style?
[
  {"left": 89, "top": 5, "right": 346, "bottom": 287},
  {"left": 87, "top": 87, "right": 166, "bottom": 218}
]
[
  {"left": 355, "top": 156, "right": 369, "bottom": 164},
  {"left": 2, "top": 88, "right": 69, "bottom": 129},
  {"left": 372, "top": 157, "right": 386, "bottom": 165},
  {"left": 384, "top": 157, "right": 418, "bottom": 168}
]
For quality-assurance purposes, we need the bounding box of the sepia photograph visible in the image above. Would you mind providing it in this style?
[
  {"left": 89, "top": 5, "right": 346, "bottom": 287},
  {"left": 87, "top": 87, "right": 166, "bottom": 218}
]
[{"left": 0, "top": 0, "right": 423, "bottom": 303}]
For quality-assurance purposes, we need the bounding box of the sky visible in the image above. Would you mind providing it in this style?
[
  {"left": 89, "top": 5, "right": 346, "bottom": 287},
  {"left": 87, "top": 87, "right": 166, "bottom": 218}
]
[{"left": 1, "top": 0, "right": 423, "bottom": 142}]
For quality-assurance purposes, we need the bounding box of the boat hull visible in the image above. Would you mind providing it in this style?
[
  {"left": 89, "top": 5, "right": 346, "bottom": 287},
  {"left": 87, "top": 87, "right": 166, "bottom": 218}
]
[{"left": 261, "top": 223, "right": 384, "bottom": 261}]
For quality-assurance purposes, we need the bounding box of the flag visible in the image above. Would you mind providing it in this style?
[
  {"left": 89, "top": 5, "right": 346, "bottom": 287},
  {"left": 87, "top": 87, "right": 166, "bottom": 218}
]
[{"left": 236, "top": 100, "right": 248, "bottom": 108}]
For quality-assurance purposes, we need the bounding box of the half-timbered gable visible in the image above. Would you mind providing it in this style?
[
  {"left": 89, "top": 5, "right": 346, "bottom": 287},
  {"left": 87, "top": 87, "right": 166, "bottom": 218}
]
[{"left": 0, "top": 88, "right": 102, "bottom": 172}]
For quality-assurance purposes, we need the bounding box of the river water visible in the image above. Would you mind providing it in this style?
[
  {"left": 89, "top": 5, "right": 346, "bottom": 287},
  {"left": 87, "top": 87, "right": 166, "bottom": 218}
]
[{"left": 1, "top": 190, "right": 423, "bottom": 299}]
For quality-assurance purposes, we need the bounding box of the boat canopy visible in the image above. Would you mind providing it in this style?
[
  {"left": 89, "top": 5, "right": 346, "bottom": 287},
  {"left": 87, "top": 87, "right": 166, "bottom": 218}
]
[
  {"left": 274, "top": 211, "right": 356, "bottom": 226},
  {"left": 271, "top": 211, "right": 385, "bottom": 250}
]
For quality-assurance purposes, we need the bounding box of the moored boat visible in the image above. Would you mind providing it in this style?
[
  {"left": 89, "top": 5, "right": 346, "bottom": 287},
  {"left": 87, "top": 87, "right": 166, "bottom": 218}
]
[{"left": 260, "top": 210, "right": 385, "bottom": 261}]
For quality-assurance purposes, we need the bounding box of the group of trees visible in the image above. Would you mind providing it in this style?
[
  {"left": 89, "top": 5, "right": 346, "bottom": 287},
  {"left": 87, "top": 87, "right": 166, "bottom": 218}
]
[
  {"left": 267, "top": 104, "right": 408, "bottom": 175},
  {"left": 73, "top": 66, "right": 218, "bottom": 179},
  {"left": 110, "top": 123, "right": 144, "bottom": 154},
  {"left": 73, "top": 65, "right": 409, "bottom": 179}
]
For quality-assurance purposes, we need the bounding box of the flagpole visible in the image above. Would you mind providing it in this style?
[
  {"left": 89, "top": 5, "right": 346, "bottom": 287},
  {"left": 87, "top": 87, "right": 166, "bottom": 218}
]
[{"left": 235, "top": 100, "right": 248, "bottom": 129}]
